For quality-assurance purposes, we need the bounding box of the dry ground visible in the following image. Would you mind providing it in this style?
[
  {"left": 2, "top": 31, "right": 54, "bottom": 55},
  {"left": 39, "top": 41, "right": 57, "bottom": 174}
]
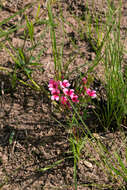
[{"left": 0, "top": 0, "right": 127, "bottom": 189}]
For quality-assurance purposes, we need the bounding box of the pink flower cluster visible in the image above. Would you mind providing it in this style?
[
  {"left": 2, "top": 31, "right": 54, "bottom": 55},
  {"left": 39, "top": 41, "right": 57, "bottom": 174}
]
[
  {"left": 82, "top": 77, "right": 96, "bottom": 98},
  {"left": 48, "top": 79, "right": 79, "bottom": 107},
  {"left": 48, "top": 77, "right": 96, "bottom": 108}
]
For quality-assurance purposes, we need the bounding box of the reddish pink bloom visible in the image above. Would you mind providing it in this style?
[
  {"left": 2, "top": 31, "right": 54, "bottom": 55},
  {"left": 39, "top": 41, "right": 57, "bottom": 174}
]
[
  {"left": 51, "top": 89, "right": 60, "bottom": 101},
  {"left": 84, "top": 86, "right": 87, "bottom": 91},
  {"left": 48, "top": 79, "right": 58, "bottom": 91},
  {"left": 51, "top": 88, "right": 60, "bottom": 94},
  {"left": 60, "top": 80, "right": 71, "bottom": 89},
  {"left": 63, "top": 88, "right": 74, "bottom": 96},
  {"left": 61, "top": 96, "right": 67, "bottom": 105},
  {"left": 85, "top": 88, "right": 96, "bottom": 98},
  {"left": 82, "top": 77, "right": 87, "bottom": 84},
  {"left": 71, "top": 94, "right": 79, "bottom": 103},
  {"left": 61, "top": 96, "right": 71, "bottom": 107}
]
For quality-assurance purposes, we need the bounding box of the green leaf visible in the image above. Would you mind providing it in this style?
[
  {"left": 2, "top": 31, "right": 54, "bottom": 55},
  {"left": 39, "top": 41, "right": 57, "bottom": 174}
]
[
  {"left": 29, "top": 56, "right": 36, "bottom": 61},
  {"left": 9, "top": 131, "right": 15, "bottom": 145},
  {"left": 115, "top": 152, "right": 127, "bottom": 175},
  {"left": 28, "top": 62, "right": 40, "bottom": 66},
  {"left": 24, "top": 68, "right": 33, "bottom": 75}
]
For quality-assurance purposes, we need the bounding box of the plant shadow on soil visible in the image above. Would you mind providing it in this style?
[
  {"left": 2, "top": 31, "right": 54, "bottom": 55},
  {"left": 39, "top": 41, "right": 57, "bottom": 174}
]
[{"left": 0, "top": 73, "right": 77, "bottom": 189}]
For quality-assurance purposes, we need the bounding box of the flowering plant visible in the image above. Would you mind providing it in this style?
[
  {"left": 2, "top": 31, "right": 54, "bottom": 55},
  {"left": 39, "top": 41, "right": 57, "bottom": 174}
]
[
  {"left": 48, "top": 77, "right": 96, "bottom": 110},
  {"left": 48, "top": 76, "right": 97, "bottom": 147}
]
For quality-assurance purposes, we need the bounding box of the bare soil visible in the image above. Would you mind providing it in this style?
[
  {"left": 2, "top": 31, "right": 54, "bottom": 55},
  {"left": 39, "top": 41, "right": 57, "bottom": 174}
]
[{"left": 0, "top": 0, "right": 127, "bottom": 189}]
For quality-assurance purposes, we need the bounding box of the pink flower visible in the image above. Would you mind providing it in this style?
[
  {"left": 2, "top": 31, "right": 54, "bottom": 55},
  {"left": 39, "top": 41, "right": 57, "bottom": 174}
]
[
  {"left": 71, "top": 94, "right": 79, "bottom": 103},
  {"left": 63, "top": 88, "right": 74, "bottom": 96},
  {"left": 61, "top": 96, "right": 67, "bottom": 105},
  {"left": 48, "top": 79, "right": 58, "bottom": 91},
  {"left": 60, "top": 80, "right": 71, "bottom": 89},
  {"left": 51, "top": 89, "right": 60, "bottom": 101},
  {"left": 82, "top": 77, "right": 87, "bottom": 84},
  {"left": 61, "top": 96, "right": 71, "bottom": 107},
  {"left": 85, "top": 88, "right": 96, "bottom": 98}
]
